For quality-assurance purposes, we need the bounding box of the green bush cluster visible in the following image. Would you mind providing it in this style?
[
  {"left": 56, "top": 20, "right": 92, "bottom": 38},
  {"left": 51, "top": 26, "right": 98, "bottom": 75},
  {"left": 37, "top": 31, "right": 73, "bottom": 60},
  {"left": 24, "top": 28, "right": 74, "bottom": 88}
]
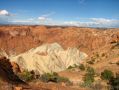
[
  {"left": 101, "top": 69, "right": 113, "bottom": 80},
  {"left": 40, "top": 72, "right": 70, "bottom": 84},
  {"left": 83, "top": 67, "right": 95, "bottom": 87},
  {"left": 18, "top": 70, "right": 33, "bottom": 82},
  {"left": 83, "top": 73, "right": 94, "bottom": 87},
  {"left": 100, "top": 69, "right": 119, "bottom": 89}
]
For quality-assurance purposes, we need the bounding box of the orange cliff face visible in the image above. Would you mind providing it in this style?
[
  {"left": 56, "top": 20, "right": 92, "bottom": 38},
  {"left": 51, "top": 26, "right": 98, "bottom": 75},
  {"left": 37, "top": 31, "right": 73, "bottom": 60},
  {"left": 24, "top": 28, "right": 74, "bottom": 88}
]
[{"left": 0, "top": 25, "right": 119, "bottom": 55}]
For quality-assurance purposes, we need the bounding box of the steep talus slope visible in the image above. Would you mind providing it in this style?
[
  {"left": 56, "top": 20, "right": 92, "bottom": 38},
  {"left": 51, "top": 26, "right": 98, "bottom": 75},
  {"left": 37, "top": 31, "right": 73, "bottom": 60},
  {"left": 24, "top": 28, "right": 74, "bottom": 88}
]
[{"left": 10, "top": 43, "right": 87, "bottom": 74}]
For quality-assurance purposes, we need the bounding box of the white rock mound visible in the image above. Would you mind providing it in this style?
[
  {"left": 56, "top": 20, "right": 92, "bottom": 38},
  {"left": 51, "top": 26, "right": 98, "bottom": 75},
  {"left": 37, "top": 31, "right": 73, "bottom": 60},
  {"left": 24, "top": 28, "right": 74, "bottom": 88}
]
[{"left": 10, "top": 43, "right": 87, "bottom": 74}]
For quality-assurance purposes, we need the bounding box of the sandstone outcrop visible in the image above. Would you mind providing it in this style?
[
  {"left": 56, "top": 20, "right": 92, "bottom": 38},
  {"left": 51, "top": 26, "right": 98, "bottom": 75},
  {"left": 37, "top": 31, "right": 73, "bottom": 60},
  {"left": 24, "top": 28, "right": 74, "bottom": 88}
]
[{"left": 10, "top": 43, "right": 87, "bottom": 74}]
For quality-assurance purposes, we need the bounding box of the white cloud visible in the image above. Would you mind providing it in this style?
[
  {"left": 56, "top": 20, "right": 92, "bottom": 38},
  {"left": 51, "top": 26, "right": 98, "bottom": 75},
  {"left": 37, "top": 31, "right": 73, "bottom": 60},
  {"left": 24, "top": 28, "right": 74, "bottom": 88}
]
[
  {"left": 64, "top": 21, "right": 79, "bottom": 26},
  {"left": 0, "top": 10, "right": 13, "bottom": 24},
  {"left": 38, "top": 16, "right": 47, "bottom": 21},
  {"left": 0, "top": 10, "right": 9, "bottom": 15},
  {"left": 11, "top": 20, "right": 31, "bottom": 23},
  {"left": 9, "top": 18, "right": 40, "bottom": 25},
  {"left": 0, "top": 10, "right": 118, "bottom": 27},
  {"left": 89, "top": 18, "right": 119, "bottom": 27},
  {"left": 64, "top": 21, "right": 94, "bottom": 27},
  {"left": 63, "top": 18, "right": 119, "bottom": 27},
  {"left": 38, "top": 16, "right": 52, "bottom": 22},
  {"left": 90, "top": 18, "right": 113, "bottom": 24},
  {"left": 0, "top": 11, "right": 54, "bottom": 25},
  {"left": 0, "top": 10, "right": 12, "bottom": 16},
  {"left": 38, "top": 12, "right": 54, "bottom": 22},
  {"left": 11, "top": 18, "right": 34, "bottom": 23}
]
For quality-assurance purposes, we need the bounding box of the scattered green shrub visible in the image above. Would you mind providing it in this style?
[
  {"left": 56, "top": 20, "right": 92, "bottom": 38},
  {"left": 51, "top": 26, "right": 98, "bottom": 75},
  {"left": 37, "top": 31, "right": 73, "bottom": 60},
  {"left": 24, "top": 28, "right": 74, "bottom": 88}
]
[
  {"left": 40, "top": 72, "right": 70, "bottom": 84},
  {"left": 78, "top": 64, "right": 85, "bottom": 71},
  {"left": 83, "top": 73, "right": 94, "bottom": 87},
  {"left": 82, "top": 67, "right": 95, "bottom": 87},
  {"left": 101, "top": 69, "right": 113, "bottom": 80},
  {"left": 18, "top": 70, "right": 33, "bottom": 81}
]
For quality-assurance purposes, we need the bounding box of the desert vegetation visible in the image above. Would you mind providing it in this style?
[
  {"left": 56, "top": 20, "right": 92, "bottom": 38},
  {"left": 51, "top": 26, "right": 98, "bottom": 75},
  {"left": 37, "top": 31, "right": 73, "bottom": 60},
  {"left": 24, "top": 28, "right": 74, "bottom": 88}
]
[
  {"left": 81, "top": 67, "right": 95, "bottom": 87},
  {"left": 101, "top": 69, "right": 113, "bottom": 80},
  {"left": 18, "top": 70, "right": 34, "bottom": 82},
  {"left": 40, "top": 72, "right": 71, "bottom": 84}
]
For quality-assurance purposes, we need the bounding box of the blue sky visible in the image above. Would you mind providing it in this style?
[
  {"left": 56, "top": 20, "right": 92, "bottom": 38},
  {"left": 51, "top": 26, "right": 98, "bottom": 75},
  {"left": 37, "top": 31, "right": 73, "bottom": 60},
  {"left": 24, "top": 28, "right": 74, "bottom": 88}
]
[{"left": 0, "top": 0, "right": 119, "bottom": 27}]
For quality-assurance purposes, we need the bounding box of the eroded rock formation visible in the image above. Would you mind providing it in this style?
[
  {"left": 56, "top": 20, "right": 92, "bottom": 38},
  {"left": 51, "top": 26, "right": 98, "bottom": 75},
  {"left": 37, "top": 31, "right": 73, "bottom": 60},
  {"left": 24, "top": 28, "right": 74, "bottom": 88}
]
[{"left": 10, "top": 43, "right": 87, "bottom": 74}]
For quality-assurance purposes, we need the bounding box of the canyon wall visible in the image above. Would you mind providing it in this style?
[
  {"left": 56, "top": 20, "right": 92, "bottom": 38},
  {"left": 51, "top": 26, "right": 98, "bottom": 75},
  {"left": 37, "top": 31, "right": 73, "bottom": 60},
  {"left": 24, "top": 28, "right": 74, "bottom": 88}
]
[{"left": 0, "top": 26, "right": 119, "bottom": 55}]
